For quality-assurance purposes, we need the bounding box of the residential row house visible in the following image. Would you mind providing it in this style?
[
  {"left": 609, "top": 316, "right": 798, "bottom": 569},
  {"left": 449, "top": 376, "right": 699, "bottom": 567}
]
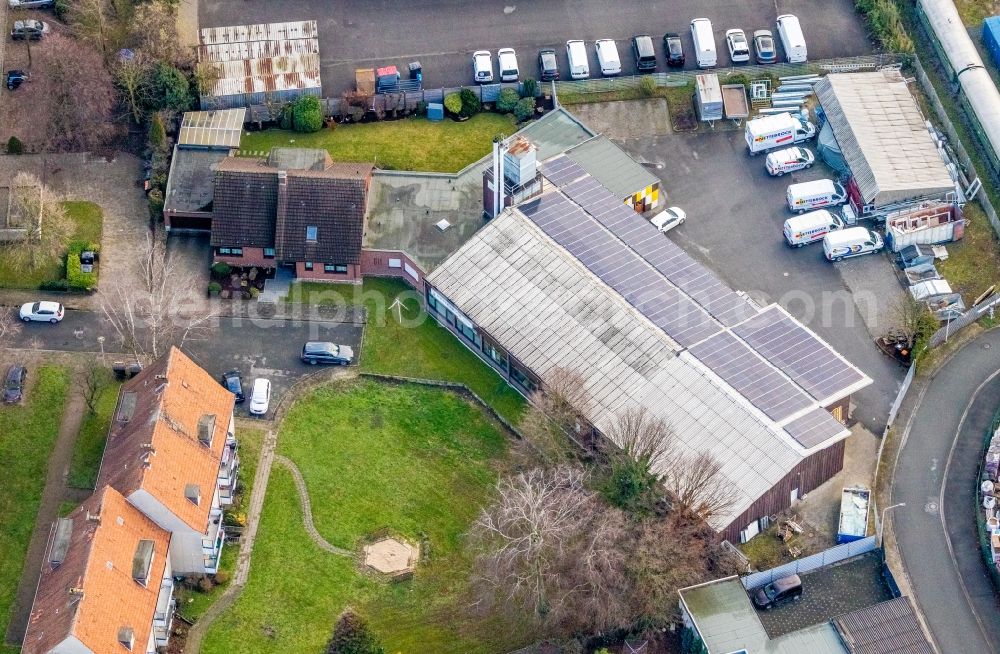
[{"left": 23, "top": 347, "right": 238, "bottom": 654}]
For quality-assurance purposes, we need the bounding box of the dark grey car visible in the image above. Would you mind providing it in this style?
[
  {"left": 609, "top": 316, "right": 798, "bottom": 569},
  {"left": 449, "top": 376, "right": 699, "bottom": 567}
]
[
  {"left": 301, "top": 341, "right": 354, "bottom": 365},
  {"left": 3, "top": 365, "right": 26, "bottom": 403}
]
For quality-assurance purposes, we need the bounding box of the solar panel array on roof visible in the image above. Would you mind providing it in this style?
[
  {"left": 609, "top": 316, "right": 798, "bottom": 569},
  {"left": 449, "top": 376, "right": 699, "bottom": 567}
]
[
  {"left": 782, "top": 406, "right": 852, "bottom": 449},
  {"left": 733, "top": 305, "right": 867, "bottom": 402}
]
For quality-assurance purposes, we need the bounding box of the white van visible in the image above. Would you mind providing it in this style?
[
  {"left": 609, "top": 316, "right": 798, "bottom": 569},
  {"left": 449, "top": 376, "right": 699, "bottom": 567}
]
[
  {"left": 786, "top": 179, "right": 847, "bottom": 214},
  {"left": 566, "top": 40, "right": 590, "bottom": 79},
  {"left": 745, "top": 112, "right": 815, "bottom": 155},
  {"left": 776, "top": 14, "right": 807, "bottom": 63},
  {"left": 766, "top": 146, "right": 815, "bottom": 176},
  {"left": 690, "top": 18, "right": 717, "bottom": 68},
  {"left": 823, "top": 227, "right": 884, "bottom": 262},
  {"left": 497, "top": 48, "right": 519, "bottom": 82},
  {"left": 783, "top": 210, "right": 842, "bottom": 247},
  {"left": 595, "top": 39, "right": 622, "bottom": 76}
]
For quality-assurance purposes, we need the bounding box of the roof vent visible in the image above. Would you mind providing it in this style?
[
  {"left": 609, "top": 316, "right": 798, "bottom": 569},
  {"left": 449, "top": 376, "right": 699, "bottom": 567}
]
[
  {"left": 132, "top": 539, "right": 154, "bottom": 585},
  {"left": 118, "top": 626, "right": 135, "bottom": 650},
  {"left": 435, "top": 219, "right": 452, "bottom": 231},
  {"left": 117, "top": 392, "right": 138, "bottom": 423},
  {"left": 49, "top": 518, "right": 74, "bottom": 566},
  {"left": 197, "top": 414, "right": 216, "bottom": 447},
  {"left": 69, "top": 587, "right": 85, "bottom": 596},
  {"left": 185, "top": 484, "right": 201, "bottom": 506}
]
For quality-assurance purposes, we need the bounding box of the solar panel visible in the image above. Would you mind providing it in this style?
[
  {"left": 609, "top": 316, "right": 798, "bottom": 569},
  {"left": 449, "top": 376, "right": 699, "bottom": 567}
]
[
  {"left": 687, "top": 331, "right": 815, "bottom": 422},
  {"left": 732, "top": 306, "right": 867, "bottom": 401},
  {"left": 783, "top": 406, "right": 848, "bottom": 449},
  {"left": 539, "top": 155, "right": 587, "bottom": 187}
]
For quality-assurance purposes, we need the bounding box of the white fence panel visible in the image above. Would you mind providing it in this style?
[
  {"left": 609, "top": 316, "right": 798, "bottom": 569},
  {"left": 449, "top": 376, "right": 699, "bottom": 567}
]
[{"left": 740, "top": 536, "right": 877, "bottom": 589}]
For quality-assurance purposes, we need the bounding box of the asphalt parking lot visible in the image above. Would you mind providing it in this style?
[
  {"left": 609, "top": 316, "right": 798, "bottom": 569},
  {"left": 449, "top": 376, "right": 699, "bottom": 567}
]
[
  {"left": 198, "top": 0, "right": 873, "bottom": 96},
  {"left": 623, "top": 128, "right": 905, "bottom": 433}
]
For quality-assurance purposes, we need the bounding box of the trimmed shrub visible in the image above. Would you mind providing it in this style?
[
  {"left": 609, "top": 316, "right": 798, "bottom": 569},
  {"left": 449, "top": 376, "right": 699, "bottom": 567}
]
[
  {"left": 211, "top": 261, "right": 232, "bottom": 276},
  {"left": 520, "top": 78, "right": 538, "bottom": 98},
  {"left": 292, "top": 96, "right": 324, "bottom": 133},
  {"left": 208, "top": 281, "right": 222, "bottom": 295},
  {"left": 40, "top": 279, "right": 70, "bottom": 292},
  {"left": 496, "top": 88, "right": 519, "bottom": 113},
  {"left": 639, "top": 75, "right": 657, "bottom": 97},
  {"left": 148, "top": 114, "right": 166, "bottom": 150},
  {"left": 513, "top": 97, "right": 535, "bottom": 122},
  {"left": 213, "top": 570, "right": 231, "bottom": 585},
  {"left": 6, "top": 136, "right": 24, "bottom": 155},
  {"left": 326, "top": 611, "right": 384, "bottom": 654},
  {"left": 459, "top": 88, "right": 481, "bottom": 118},
  {"left": 443, "top": 92, "right": 463, "bottom": 115}
]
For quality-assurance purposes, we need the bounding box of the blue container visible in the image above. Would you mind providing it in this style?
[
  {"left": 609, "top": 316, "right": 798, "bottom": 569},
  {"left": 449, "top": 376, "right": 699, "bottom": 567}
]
[
  {"left": 983, "top": 16, "right": 1000, "bottom": 69},
  {"left": 427, "top": 102, "right": 444, "bottom": 121}
]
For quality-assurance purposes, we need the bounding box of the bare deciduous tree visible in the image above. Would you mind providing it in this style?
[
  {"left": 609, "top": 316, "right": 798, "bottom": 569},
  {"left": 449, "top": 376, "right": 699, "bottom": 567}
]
[
  {"left": 83, "top": 365, "right": 113, "bottom": 414},
  {"left": 470, "top": 465, "right": 629, "bottom": 635},
  {"left": 4, "top": 172, "right": 73, "bottom": 272},
  {"left": 607, "top": 406, "right": 676, "bottom": 473},
  {"left": 114, "top": 52, "right": 152, "bottom": 123},
  {"left": 517, "top": 367, "right": 592, "bottom": 463},
  {"left": 100, "top": 233, "right": 216, "bottom": 360},
  {"left": 0, "top": 309, "right": 22, "bottom": 351},
  {"left": 890, "top": 295, "right": 937, "bottom": 347},
  {"left": 663, "top": 450, "right": 738, "bottom": 521},
  {"left": 129, "top": 1, "right": 188, "bottom": 66}
]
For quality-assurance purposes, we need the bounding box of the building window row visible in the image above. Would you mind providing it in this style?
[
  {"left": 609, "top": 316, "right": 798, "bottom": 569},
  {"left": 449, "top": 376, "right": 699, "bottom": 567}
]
[
  {"left": 324, "top": 264, "right": 349, "bottom": 274},
  {"left": 217, "top": 247, "right": 243, "bottom": 256},
  {"left": 264, "top": 248, "right": 276, "bottom": 258}
]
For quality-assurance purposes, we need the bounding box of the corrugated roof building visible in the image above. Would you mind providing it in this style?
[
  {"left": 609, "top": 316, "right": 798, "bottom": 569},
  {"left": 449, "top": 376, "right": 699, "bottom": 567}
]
[
  {"left": 833, "top": 596, "right": 934, "bottom": 654},
  {"left": 816, "top": 70, "right": 954, "bottom": 209}
]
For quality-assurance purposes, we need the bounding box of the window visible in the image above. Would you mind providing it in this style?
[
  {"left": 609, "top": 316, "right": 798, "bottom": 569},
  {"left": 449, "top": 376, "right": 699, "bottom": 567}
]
[
  {"left": 304, "top": 261, "right": 313, "bottom": 271},
  {"left": 263, "top": 248, "right": 275, "bottom": 258},
  {"left": 509, "top": 363, "right": 537, "bottom": 392},
  {"left": 306, "top": 226, "right": 318, "bottom": 242},
  {"left": 458, "top": 320, "right": 477, "bottom": 344},
  {"left": 324, "top": 264, "right": 348, "bottom": 274},
  {"left": 482, "top": 336, "right": 508, "bottom": 367},
  {"left": 217, "top": 247, "right": 242, "bottom": 256},
  {"left": 426, "top": 292, "right": 437, "bottom": 311}
]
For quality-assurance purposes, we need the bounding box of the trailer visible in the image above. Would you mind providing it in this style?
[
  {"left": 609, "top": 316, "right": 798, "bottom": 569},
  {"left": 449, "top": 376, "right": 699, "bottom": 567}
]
[
  {"left": 722, "top": 84, "right": 749, "bottom": 124},
  {"left": 885, "top": 202, "right": 964, "bottom": 252},
  {"left": 837, "top": 487, "right": 871, "bottom": 544},
  {"left": 695, "top": 73, "right": 723, "bottom": 122}
]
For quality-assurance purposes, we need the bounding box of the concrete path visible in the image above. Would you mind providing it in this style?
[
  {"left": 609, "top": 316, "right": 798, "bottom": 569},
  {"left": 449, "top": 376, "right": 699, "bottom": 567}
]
[
  {"left": 184, "top": 429, "right": 277, "bottom": 652},
  {"left": 275, "top": 455, "right": 353, "bottom": 557},
  {"left": 4, "top": 380, "right": 88, "bottom": 646},
  {"left": 891, "top": 329, "right": 1000, "bottom": 654}
]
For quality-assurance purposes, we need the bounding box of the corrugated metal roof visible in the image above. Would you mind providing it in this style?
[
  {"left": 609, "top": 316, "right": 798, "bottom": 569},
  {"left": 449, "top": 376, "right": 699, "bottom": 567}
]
[
  {"left": 209, "top": 70, "right": 321, "bottom": 97},
  {"left": 198, "top": 20, "right": 318, "bottom": 46},
  {"left": 198, "top": 39, "right": 319, "bottom": 64},
  {"left": 833, "top": 596, "right": 934, "bottom": 654},
  {"left": 177, "top": 108, "right": 246, "bottom": 148},
  {"left": 563, "top": 136, "right": 660, "bottom": 198},
  {"left": 816, "top": 70, "right": 953, "bottom": 207}
]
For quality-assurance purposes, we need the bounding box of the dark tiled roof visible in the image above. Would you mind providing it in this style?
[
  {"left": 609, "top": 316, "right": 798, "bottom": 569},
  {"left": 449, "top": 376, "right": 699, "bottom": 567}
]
[
  {"left": 277, "top": 173, "right": 368, "bottom": 264},
  {"left": 210, "top": 158, "right": 277, "bottom": 248},
  {"left": 833, "top": 596, "right": 934, "bottom": 654}
]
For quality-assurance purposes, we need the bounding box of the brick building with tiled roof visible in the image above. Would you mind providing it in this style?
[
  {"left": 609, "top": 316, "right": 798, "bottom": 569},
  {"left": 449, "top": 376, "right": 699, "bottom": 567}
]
[
  {"left": 96, "top": 346, "right": 238, "bottom": 574},
  {"left": 210, "top": 148, "right": 373, "bottom": 282},
  {"left": 22, "top": 486, "right": 174, "bottom": 654}
]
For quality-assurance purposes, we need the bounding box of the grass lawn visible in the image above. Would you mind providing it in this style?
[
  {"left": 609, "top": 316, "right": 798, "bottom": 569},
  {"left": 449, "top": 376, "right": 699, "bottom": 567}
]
[
  {"left": 176, "top": 426, "right": 266, "bottom": 621},
  {"left": 67, "top": 378, "right": 122, "bottom": 489},
  {"left": 937, "top": 201, "right": 1000, "bottom": 302},
  {"left": 238, "top": 113, "right": 516, "bottom": 173},
  {"left": 287, "top": 278, "right": 525, "bottom": 423},
  {"left": 0, "top": 366, "right": 70, "bottom": 653},
  {"left": 202, "top": 380, "right": 533, "bottom": 654},
  {"left": 0, "top": 200, "right": 103, "bottom": 290},
  {"left": 955, "top": 0, "right": 998, "bottom": 26}
]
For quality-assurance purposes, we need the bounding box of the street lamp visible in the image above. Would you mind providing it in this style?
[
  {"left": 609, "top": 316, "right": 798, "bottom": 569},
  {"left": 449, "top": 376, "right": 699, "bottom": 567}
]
[{"left": 877, "top": 502, "right": 906, "bottom": 548}]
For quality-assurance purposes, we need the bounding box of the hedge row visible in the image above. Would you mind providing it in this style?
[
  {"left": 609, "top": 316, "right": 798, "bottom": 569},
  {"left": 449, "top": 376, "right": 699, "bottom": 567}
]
[{"left": 64, "top": 240, "right": 100, "bottom": 292}]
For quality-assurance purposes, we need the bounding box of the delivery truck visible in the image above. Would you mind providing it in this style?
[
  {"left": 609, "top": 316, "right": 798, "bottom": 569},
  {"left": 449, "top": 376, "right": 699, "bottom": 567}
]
[{"left": 745, "top": 112, "right": 815, "bottom": 155}]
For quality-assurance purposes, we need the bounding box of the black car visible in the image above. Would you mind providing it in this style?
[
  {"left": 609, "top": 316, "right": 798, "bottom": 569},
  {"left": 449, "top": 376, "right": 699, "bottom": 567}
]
[
  {"left": 663, "top": 33, "right": 685, "bottom": 68},
  {"left": 6, "top": 70, "right": 29, "bottom": 91},
  {"left": 3, "top": 365, "right": 27, "bottom": 403},
  {"left": 538, "top": 48, "right": 559, "bottom": 81},
  {"left": 632, "top": 35, "right": 657, "bottom": 71},
  {"left": 752, "top": 574, "right": 803, "bottom": 610},
  {"left": 301, "top": 341, "right": 354, "bottom": 366},
  {"left": 220, "top": 370, "right": 245, "bottom": 403}
]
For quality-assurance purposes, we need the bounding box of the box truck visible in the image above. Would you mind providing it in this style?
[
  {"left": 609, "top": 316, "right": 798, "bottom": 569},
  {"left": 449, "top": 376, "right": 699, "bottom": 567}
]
[{"left": 745, "top": 112, "right": 815, "bottom": 155}]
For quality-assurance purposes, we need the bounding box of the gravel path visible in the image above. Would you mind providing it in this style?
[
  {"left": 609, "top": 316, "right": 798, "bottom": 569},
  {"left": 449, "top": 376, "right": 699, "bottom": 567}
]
[{"left": 275, "top": 455, "right": 353, "bottom": 557}]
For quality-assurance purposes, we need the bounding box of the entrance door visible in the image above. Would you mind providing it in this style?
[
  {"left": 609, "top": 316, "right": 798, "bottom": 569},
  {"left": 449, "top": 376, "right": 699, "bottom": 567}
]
[{"left": 791, "top": 487, "right": 800, "bottom": 504}]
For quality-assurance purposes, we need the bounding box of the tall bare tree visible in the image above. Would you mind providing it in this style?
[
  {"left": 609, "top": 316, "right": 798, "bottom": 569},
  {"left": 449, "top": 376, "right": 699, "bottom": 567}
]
[
  {"left": 113, "top": 52, "right": 152, "bottom": 123},
  {"left": 470, "top": 465, "right": 629, "bottom": 635},
  {"left": 0, "top": 309, "right": 22, "bottom": 351},
  {"left": 663, "top": 451, "right": 738, "bottom": 521},
  {"left": 4, "top": 172, "right": 73, "bottom": 272},
  {"left": 100, "top": 233, "right": 216, "bottom": 360},
  {"left": 517, "top": 367, "right": 592, "bottom": 463}
]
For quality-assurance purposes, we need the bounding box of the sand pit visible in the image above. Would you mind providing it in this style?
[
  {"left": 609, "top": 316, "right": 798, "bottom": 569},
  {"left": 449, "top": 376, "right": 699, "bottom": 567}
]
[{"left": 363, "top": 537, "right": 419, "bottom": 576}]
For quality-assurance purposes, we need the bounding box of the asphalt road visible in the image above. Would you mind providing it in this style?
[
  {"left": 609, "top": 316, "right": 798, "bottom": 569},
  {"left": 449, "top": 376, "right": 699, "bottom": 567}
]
[
  {"left": 198, "top": 0, "right": 872, "bottom": 96},
  {"left": 624, "top": 130, "right": 904, "bottom": 433},
  {"left": 893, "top": 329, "right": 1000, "bottom": 654},
  {"left": 8, "top": 308, "right": 363, "bottom": 418}
]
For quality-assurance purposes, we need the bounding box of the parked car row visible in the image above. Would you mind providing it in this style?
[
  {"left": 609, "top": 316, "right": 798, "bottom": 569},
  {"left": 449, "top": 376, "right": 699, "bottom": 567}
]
[{"left": 691, "top": 15, "right": 805, "bottom": 68}]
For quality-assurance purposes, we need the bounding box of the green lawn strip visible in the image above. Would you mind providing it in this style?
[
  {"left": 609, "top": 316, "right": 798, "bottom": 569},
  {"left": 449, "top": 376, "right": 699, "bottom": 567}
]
[
  {"left": 0, "top": 367, "right": 70, "bottom": 645},
  {"left": 288, "top": 278, "right": 525, "bottom": 423},
  {"left": 0, "top": 200, "right": 103, "bottom": 290},
  {"left": 67, "top": 379, "right": 122, "bottom": 489},
  {"left": 238, "top": 113, "right": 516, "bottom": 173},
  {"left": 176, "top": 426, "right": 266, "bottom": 622},
  {"left": 937, "top": 202, "right": 1000, "bottom": 301},
  {"left": 202, "top": 381, "right": 533, "bottom": 654},
  {"left": 57, "top": 501, "right": 79, "bottom": 518},
  {"left": 955, "top": 0, "right": 993, "bottom": 26}
]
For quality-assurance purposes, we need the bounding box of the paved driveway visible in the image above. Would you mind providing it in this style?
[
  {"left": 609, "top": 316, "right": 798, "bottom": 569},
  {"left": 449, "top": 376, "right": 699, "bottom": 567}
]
[
  {"left": 892, "top": 331, "right": 1000, "bottom": 654},
  {"left": 198, "top": 0, "right": 872, "bottom": 96},
  {"left": 623, "top": 129, "right": 905, "bottom": 432}
]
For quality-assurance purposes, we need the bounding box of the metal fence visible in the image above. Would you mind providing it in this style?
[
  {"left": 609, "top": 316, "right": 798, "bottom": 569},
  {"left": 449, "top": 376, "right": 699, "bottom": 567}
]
[{"left": 740, "top": 536, "right": 877, "bottom": 590}]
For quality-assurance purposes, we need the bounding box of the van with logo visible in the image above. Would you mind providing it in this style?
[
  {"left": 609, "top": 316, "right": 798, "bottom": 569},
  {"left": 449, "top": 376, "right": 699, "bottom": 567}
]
[
  {"left": 690, "top": 18, "right": 717, "bottom": 68},
  {"left": 766, "top": 146, "right": 815, "bottom": 176},
  {"left": 746, "top": 112, "right": 815, "bottom": 155},
  {"left": 786, "top": 179, "right": 847, "bottom": 214},
  {"left": 823, "top": 227, "right": 884, "bottom": 262},
  {"left": 566, "top": 40, "right": 590, "bottom": 79},
  {"left": 783, "top": 210, "right": 842, "bottom": 247}
]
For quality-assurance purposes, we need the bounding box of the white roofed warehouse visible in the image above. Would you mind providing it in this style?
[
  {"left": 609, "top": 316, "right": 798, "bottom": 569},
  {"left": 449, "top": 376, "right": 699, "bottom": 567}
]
[
  {"left": 815, "top": 69, "right": 955, "bottom": 214},
  {"left": 425, "top": 155, "right": 871, "bottom": 543}
]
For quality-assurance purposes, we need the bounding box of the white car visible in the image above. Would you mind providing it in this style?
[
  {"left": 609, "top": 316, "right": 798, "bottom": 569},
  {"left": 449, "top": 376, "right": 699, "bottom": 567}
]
[
  {"left": 650, "top": 207, "right": 686, "bottom": 233},
  {"left": 497, "top": 48, "right": 519, "bottom": 82},
  {"left": 19, "top": 301, "right": 64, "bottom": 324},
  {"left": 8, "top": 0, "right": 54, "bottom": 7},
  {"left": 595, "top": 39, "right": 622, "bottom": 76},
  {"left": 726, "top": 29, "right": 751, "bottom": 63},
  {"left": 249, "top": 378, "right": 271, "bottom": 416},
  {"left": 473, "top": 50, "right": 493, "bottom": 84}
]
